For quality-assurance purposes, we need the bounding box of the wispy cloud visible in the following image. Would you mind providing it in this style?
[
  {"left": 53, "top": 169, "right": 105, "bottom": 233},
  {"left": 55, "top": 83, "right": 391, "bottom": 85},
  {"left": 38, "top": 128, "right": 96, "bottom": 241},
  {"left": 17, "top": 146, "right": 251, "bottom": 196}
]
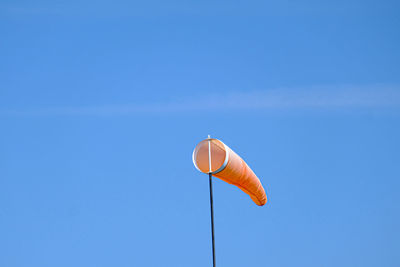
[
  {"left": 1, "top": 1, "right": 382, "bottom": 18},
  {"left": 2, "top": 85, "right": 400, "bottom": 116}
]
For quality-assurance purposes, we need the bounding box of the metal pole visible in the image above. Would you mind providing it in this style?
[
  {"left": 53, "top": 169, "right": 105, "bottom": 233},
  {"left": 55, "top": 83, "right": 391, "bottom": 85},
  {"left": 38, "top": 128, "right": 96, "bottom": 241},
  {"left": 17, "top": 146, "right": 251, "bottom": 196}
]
[{"left": 209, "top": 173, "right": 216, "bottom": 267}]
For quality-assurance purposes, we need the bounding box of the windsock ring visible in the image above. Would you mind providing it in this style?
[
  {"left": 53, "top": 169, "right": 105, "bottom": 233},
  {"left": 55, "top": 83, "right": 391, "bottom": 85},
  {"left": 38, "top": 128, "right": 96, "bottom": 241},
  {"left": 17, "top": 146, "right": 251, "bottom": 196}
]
[{"left": 192, "top": 138, "right": 229, "bottom": 175}]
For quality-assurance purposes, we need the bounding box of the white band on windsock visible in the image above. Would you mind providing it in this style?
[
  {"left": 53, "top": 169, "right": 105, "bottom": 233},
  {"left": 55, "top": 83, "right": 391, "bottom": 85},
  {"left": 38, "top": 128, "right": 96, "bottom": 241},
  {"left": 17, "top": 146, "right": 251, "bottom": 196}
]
[{"left": 208, "top": 135, "right": 212, "bottom": 173}]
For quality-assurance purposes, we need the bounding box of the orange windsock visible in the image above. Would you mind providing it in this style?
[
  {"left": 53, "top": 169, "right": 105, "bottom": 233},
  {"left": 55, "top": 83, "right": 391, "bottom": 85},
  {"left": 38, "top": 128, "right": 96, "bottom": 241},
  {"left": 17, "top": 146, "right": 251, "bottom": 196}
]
[{"left": 192, "top": 138, "right": 267, "bottom": 206}]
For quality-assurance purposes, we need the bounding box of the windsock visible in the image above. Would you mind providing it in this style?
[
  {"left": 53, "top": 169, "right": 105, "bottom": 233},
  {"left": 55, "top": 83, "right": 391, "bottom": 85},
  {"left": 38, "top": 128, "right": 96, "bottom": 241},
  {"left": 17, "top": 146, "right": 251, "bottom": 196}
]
[{"left": 192, "top": 138, "right": 267, "bottom": 206}]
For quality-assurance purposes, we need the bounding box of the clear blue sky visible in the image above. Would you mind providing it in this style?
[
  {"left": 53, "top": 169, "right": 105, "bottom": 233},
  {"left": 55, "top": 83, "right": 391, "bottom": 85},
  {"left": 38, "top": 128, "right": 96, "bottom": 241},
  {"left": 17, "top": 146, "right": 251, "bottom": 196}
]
[{"left": 1, "top": 1, "right": 400, "bottom": 266}]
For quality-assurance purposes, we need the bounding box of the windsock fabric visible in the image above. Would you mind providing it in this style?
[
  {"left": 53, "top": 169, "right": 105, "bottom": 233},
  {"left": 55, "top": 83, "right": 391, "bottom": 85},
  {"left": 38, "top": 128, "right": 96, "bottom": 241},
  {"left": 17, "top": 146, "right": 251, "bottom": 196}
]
[{"left": 193, "top": 138, "right": 267, "bottom": 206}]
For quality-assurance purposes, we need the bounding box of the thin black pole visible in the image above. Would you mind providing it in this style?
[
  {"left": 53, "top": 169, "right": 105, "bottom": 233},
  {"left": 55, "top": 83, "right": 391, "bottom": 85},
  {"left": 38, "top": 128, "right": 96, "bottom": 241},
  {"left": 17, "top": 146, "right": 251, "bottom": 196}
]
[{"left": 209, "top": 173, "right": 216, "bottom": 267}]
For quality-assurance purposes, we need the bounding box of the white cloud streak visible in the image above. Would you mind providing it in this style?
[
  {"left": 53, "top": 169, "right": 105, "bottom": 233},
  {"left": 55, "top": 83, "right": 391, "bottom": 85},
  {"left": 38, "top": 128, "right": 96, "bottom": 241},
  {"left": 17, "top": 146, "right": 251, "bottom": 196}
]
[{"left": 2, "top": 85, "right": 400, "bottom": 116}]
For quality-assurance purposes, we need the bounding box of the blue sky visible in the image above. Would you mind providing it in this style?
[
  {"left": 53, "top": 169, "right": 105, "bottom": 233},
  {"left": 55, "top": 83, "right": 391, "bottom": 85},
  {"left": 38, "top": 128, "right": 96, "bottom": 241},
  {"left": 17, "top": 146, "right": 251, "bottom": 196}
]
[{"left": 1, "top": 1, "right": 400, "bottom": 266}]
